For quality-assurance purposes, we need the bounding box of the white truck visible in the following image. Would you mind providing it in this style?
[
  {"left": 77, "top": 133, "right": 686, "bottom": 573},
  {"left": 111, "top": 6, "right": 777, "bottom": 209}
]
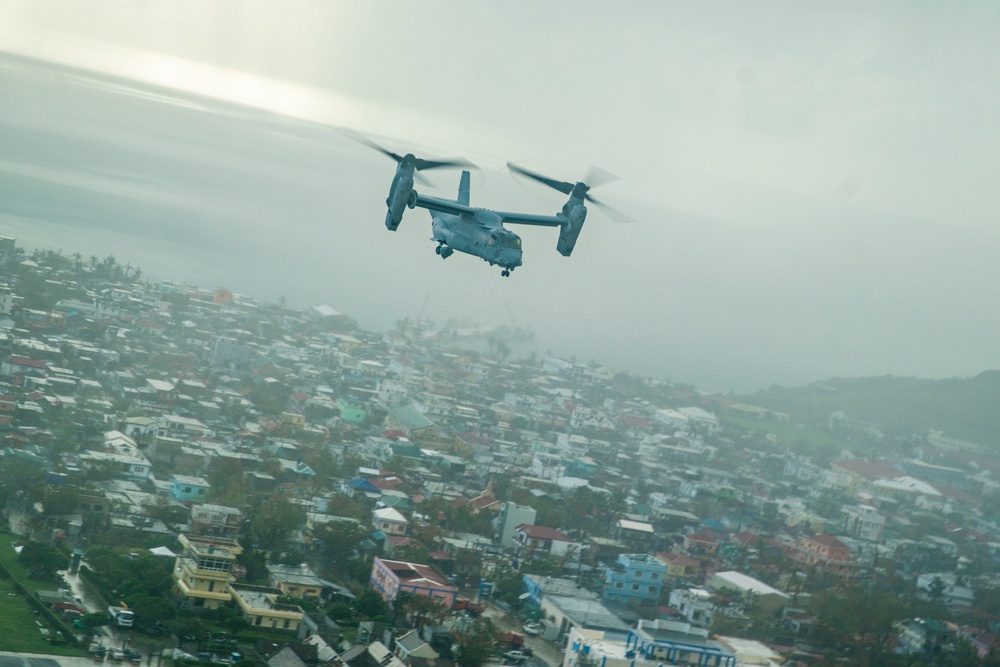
[{"left": 108, "top": 606, "right": 135, "bottom": 628}]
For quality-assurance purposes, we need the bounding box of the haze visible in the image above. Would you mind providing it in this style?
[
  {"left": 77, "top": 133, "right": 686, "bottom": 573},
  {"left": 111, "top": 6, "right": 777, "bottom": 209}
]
[{"left": 1, "top": 1, "right": 999, "bottom": 392}]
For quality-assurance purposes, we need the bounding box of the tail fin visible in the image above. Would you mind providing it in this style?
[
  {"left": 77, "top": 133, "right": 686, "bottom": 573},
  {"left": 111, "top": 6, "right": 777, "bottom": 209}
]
[{"left": 457, "top": 170, "right": 471, "bottom": 206}]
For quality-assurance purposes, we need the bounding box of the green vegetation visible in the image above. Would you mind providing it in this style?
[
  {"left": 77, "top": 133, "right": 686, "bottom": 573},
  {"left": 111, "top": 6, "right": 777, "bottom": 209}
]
[
  {"left": 741, "top": 371, "right": 1000, "bottom": 446},
  {"left": 722, "top": 413, "right": 854, "bottom": 459},
  {"left": 0, "top": 537, "right": 86, "bottom": 656}
]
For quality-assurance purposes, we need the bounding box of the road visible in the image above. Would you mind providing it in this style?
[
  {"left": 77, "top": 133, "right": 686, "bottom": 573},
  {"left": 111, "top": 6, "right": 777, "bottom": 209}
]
[{"left": 481, "top": 602, "right": 563, "bottom": 667}]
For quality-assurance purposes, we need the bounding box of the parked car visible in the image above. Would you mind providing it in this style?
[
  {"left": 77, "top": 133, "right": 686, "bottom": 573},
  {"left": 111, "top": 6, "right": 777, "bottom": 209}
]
[
  {"left": 504, "top": 651, "right": 527, "bottom": 664},
  {"left": 522, "top": 622, "right": 541, "bottom": 636}
]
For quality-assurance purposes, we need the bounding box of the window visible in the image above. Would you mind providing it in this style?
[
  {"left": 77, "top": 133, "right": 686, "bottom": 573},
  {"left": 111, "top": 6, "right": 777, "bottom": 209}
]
[
  {"left": 631, "top": 584, "right": 639, "bottom": 591},
  {"left": 635, "top": 571, "right": 643, "bottom": 578},
  {"left": 283, "top": 619, "right": 291, "bottom": 629},
  {"left": 615, "top": 582, "right": 623, "bottom": 589},
  {"left": 648, "top": 586, "right": 656, "bottom": 593},
  {"left": 650, "top": 572, "right": 659, "bottom": 580}
]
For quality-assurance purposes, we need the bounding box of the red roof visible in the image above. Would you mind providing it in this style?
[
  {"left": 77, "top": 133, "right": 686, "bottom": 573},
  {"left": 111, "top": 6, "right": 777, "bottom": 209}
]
[
  {"left": 656, "top": 551, "right": 700, "bottom": 568},
  {"left": 9, "top": 356, "right": 47, "bottom": 369},
  {"left": 806, "top": 534, "right": 849, "bottom": 550},
  {"left": 685, "top": 532, "right": 718, "bottom": 544}
]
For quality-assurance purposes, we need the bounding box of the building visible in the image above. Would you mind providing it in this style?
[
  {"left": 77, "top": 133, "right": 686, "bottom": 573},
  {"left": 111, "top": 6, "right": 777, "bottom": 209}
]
[
  {"left": 562, "top": 628, "right": 736, "bottom": 667},
  {"left": 787, "top": 534, "right": 861, "bottom": 581},
  {"left": 603, "top": 553, "right": 667, "bottom": 604},
  {"left": 842, "top": 504, "right": 885, "bottom": 542},
  {"left": 625, "top": 619, "right": 736, "bottom": 667},
  {"left": 170, "top": 474, "right": 211, "bottom": 503},
  {"left": 385, "top": 405, "right": 440, "bottom": 443},
  {"left": 268, "top": 563, "right": 334, "bottom": 600},
  {"left": 541, "top": 594, "right": 630, "bottom": 641},
  {"left": 172, "top": 534, "right": 243, "bottom": 609},
  {"left": 667, "top": 588, "right": 715, "bottom": 628},
  {"left": 373, "top": 507, "right": 409, "bottom": 536},
  {"left": 368, "top": 557, "right": 458, "bottom": 609},
  {"left": 515, "top": 524, "right": 577, "bottom": 558},
  {"left": 191, "top": 503, "right": 243, "bottom": 536},
  {"left": 497, "top": 501, "right": 537, "bottom": 548},
  {"left": 655, "top": 552, "right": 700, "bottom": 580},
  {"left": 229, "top": 584, "right": 305, "bottom": 631},
  {"left": 707, "top": 571, "right": 790, "bottom": 615}
]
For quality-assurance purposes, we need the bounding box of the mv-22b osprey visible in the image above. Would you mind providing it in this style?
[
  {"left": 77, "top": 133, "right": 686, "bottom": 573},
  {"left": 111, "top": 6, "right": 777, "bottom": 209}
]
[{"left": 362, "top": 138, "right": 627, "bottom": 277}]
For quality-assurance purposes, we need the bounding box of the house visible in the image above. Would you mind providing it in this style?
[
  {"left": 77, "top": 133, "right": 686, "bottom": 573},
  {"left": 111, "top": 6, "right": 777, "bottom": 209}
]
[
  {"left": 563, "top": 627, "right": 735, "bottom": 667},
  {"left": 603, "top": 553, "right": 667, "bottom": 604},
  {"left": 515, "top": 524, "right": 577, "bottom": 557},
  {"left": 368, "top": 557, "right": 458, "bottom": 609},
  {"left": 230, "top": 584, "right": 305, "bottom": 631},
  {"left": 667, "top": 588, "right": 715, "bottom": 628},
  {"left": 170, "top": 474, "right": 210, "bottom": 503},
  {"left": 707, "top": 571, "right": 790, "bottom": 615},
  {"left": 656, "top": 551, "right": 701, "bottom": 579},
  {"left": 385, "top": 405, "right": 440, "bottom": 443},
  {"left": 682, "top": 533, "right": 718, "bottom": 556},
  {"left": 896, "top": 617, "right": 952, "bottom": 657},
  {"left": 625, "top": 619, "right": 736, "bottom": 666},
  {"left": 191, "top": 503, "right": 243, "bottom": 536},
  {"left": 497, "top": 501, "right": 537, "bottom": 548},
  {"left": 787, "top": 534, "right": 861, "bottom": 581},
  {"left": 373, "top": 507, "right": 409, "bottom": 536},
  {"left": 268, "top": 563, "right": 334, "bottom": 600},
  {"left": 173, "top": 534, "right": 243, "bottom": 609},
  {"left": 393, "top": 630, "right": 439, "bottom": 665},
  {"left": 842, "top": 504, "right": 885, "bottom": 542}
]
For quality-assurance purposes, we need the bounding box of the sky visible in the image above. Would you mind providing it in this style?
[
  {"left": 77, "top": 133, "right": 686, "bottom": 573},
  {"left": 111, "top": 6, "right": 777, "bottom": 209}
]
[{"left": 0, "top": 1, "right": 999, "bottom": 392}]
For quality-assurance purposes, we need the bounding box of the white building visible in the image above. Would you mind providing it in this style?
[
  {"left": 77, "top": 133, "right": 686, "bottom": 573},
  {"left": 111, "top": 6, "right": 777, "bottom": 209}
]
[
  {"left": 842, "top": 504, "right": 885, "bottom": 542},
  {"left": 668, "top": 588, "right": 715, "bottom": 628}
]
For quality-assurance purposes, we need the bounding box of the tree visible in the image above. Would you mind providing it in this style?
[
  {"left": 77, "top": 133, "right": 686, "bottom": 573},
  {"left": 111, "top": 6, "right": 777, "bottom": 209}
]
[
  {"left": 814, "top": 587, "right": 911, "bottom": 657},
  {"left": 126, "top": 593, "right": 176, "bottom": 626},
  {"left": 455, "top": 617, "right": 499, "bottom": 667},
  {"left": 242, "top": 493, "right": 306, "bottom": 554},
  {"left": 311, "top": 519, "right": 368, "bottom": 566},
  {"left": 399, "top": 592, "right": 448, "bottom": 628},
  {"left": 353, "top": 590, "right": 390, "bottom": 620},
  {"left": 491, "top": 562, "right": 526, "bottom": 607},
  {"left": 19, "top": 541, "right": 66, "bottom": 578}
]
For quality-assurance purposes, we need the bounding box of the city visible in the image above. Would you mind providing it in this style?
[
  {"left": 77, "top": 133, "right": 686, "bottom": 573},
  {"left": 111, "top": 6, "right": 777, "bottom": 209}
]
[{"left": 0, "top": 241, "right": 997, "bottom": 667}]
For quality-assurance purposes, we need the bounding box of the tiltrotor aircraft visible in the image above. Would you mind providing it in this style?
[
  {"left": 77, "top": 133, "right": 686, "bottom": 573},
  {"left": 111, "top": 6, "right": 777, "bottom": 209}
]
[{"left": 358, "top": 136, "right": 626, "bottom": 277}]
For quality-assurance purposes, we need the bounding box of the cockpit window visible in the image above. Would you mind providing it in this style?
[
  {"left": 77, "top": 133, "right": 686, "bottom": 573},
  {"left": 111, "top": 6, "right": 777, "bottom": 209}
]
[{"left": 500, "top": 235, "right": 521, "bottom": 249}]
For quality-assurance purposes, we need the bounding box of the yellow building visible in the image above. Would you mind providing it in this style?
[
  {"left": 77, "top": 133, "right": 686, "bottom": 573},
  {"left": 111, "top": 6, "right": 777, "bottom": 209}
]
[
  {"left": 229, "top": 584, "right": 305, "bottom": 631},
  {"left": 173, "top": 534, "right": 243, "bottom": 610}
]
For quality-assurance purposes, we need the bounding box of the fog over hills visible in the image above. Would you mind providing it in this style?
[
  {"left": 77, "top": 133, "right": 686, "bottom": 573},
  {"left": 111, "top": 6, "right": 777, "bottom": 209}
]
[{"left": 2, "top": 2, "right": 1000, "bottom": 393}]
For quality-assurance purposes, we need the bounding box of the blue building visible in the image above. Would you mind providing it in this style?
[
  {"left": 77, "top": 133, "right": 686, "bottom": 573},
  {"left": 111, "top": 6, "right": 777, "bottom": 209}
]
[
  {"left": 604, "top": 553, "right": 666, "bottom": 604},
  {"left": 170, "top": 474, "right": 211, "bottom": 503}
]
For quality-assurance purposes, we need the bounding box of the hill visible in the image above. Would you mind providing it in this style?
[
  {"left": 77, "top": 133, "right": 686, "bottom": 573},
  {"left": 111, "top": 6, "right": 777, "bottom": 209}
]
[{"left": 739, "top": 371, "right": 1000, "bottom": 448}]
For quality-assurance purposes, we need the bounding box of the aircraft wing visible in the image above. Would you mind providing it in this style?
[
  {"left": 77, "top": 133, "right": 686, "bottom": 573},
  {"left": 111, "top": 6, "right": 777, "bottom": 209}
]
[
  {"left": 413, "top": 194, "right": 473, "bottom": 217},
  {"left": 494, "top": 211, "right": 562, "bottom": 227},
  {"left": 415, "top": 194, "right": 562, "bottom": 228}
]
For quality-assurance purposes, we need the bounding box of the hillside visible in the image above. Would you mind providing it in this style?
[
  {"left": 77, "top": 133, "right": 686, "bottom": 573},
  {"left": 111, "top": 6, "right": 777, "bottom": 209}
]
[{"left": 739, "top": 371, "right": 1000, "bottom": 448}]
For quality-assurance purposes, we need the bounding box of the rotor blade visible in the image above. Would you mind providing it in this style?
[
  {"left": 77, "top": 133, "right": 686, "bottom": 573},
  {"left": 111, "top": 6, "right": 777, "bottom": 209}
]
[
  {"left": 414, "top": 158, "right": 475, "bottom": 171},
  {"left": 586, "top": 195, "right": 635, "bottom": 223},
  {"left": 413, "top": 171, "right": 432, "bottom": 187},
  {"left": 584, "top": 165, "right": 620, "bottom": 190},
  {"left": 507, "top": 163, "right": 575, "bottom": 195},
  {"left": 340, "top": 129, "right": 404, "bottom": 163}
]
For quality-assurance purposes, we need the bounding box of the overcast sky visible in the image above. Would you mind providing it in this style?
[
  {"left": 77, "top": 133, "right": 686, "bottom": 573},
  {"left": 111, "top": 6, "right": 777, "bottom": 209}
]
[{"left": 1, "top": 1, "right": 999, "bottom": 392}]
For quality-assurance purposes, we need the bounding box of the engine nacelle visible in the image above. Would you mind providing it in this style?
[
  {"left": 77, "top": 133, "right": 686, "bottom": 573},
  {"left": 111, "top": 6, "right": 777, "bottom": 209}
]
[
  {"left": 407, "top": 189, "right": 418, "bottom": 209},
  {"left": 555, "top": 204, "right": 587, "bottom": 256}
]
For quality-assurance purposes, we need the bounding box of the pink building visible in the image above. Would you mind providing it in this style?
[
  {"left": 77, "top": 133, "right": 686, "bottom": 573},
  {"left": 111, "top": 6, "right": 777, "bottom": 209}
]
[{"left": 369, "top": 557, "right": 458, "bottom": 609}]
